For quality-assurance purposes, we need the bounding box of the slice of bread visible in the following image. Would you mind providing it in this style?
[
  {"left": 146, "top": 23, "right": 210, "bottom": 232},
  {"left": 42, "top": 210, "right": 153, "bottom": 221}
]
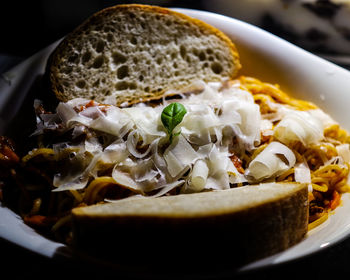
[
  {"left": 48, "top": 4, "right": 241, "bottom": 106},
  {"left": 72, "top": 182, "right": 308, "bottom": 266}
]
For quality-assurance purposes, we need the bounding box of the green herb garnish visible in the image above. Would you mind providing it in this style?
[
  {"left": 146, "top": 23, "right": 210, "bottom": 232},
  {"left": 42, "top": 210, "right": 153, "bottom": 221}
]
[{"left": 161, "top": 102, "right": 187, "bottom": 143}]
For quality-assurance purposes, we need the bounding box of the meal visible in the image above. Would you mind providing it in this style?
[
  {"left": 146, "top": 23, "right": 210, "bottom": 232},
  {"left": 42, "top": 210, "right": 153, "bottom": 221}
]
[{"left": 1, "top": 4, "right": 350, "bottom": 266}]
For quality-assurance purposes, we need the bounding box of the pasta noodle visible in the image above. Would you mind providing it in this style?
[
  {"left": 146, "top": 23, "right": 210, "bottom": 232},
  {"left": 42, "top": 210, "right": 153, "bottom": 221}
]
[
  {"left": 239, "top": 76, "right": 317, "bottom": 110},
  {"left": 84, "top": 177, "right": 117, "bottom": 204}
]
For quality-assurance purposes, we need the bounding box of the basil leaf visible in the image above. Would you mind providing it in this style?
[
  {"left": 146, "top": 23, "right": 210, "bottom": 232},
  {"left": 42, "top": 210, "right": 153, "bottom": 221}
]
[{"left": 161, "top": 102, "right": 187, "bottom": 137}]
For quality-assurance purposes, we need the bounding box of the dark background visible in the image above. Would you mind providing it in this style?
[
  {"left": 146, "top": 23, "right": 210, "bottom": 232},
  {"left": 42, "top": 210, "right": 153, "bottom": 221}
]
[
  {"left": 0, "top": 1, "right": 208, "bottom": 74},
  {"left": 1, "top": 1, "right": 350, "bottom": 279},
  {"left": 0, "top": 1, "right": 204, "bottom": 60}
]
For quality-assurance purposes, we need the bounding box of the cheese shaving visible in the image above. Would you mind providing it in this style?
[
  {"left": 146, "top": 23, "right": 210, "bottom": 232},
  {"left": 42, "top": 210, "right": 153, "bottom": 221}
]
[{"left": 33, "top": 80, "right": 343, "bottom": 197}]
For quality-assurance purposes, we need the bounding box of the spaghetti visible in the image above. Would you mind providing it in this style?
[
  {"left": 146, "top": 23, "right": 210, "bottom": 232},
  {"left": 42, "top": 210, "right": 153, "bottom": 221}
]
[{"left": 240, "top": 76, "right": 350, "bottom": 229}]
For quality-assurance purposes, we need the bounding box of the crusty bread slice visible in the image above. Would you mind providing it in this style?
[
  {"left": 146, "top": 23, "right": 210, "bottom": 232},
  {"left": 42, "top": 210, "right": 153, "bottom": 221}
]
[
  {"left": 71, "top": 182, "right": 308, "bottom": 266},
  {"left": 48, "top": 4, "right": 241, "bottom": 106}
]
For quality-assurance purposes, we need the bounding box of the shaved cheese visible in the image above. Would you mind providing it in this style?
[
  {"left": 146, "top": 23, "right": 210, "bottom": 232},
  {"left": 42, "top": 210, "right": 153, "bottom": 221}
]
[
  {"left": 34, "top": 80, "right": 343, "bottom": 197},
  {"left": 206, "top": 145, "right": 232, "bottom": 189},
  {"left": 309, "top": 109, "right": 337, "bottom": 129},
  {"left": 57, "top": 102, "right": 91, "bottom": 128},
  {"left": 89, "top": 107, "right": 133, "bottom": 137},
  {"left": 149, "top": 180, "right": 185, "bottom": 198},
  {"left": 218, "top": 100, "right": 241, "bottom": 125},
  {"left": 246, "top": 141, "right": 296, "bottom": 182},
  {"left": 274, "top": 110, "right": 323, "bottom": 146},
  {"left": 221, "top": 83, "right": 255, "bottom": 103},
  {"left": 123, "top": 106, "right": 165, "bottom": 139},
  {"left": 294, "top": 162, "right": 311, "bottom": 183},
  {"left": 188, "top": 159, "right": 209, "bottom": 192},
  {"left": 336, "top": 144, "right": 350, "bottom": 163},
  {"left": 53, "top": 150, "right": 100, "bottom": 192},
  {"left": 151, "top": 138, "right": 167, "bottom": 172},
  {"left": 178, "top": 81, "right": 261, "bottom": 150},
  {"left": 208, "top": 145, "right": 230, "bottom": 175},
  {"left": 112, "top": 167, "right": 145, "bottom": 194},
  {"left": 56, "top": 102, "right": 78, "bottom": 125},
  {"left": 181, "top": 105, "right": 219, "bottom": 145},
  {"left": 100, "top": 141, "right": 129, "bottom": 164},
  {"left": 235, "top": 102, "right": 261, "bottom": 149},
  {"left": 260, "top": 119, "right": 273, "bottom": 136},
  {"left": 84, "top": 138, "right": 102, "bottom": 154},
  {"left": 131, "top": 158, "right": 158, "bottom": 183},
  {"left": 53, "top": 175, "right": 89, "bottom": 192},
  {"left": 79, "top": 106, "right": 104, "bottom": 119},
  {"left": 126, "top": 130, "right": 151, "bottom": 158},
  {"left": 205, "top": 170, "right": 230, "bottom": 190},
  {"left": 164, "top": 134, "right": 199, "bottom": 177}
]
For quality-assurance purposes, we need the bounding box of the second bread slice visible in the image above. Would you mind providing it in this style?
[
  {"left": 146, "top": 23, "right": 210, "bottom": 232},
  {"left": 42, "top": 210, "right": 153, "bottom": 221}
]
[
  {"left": 49, "top": 4, "right": 241, "bottom": 106},
  {"left": 72, "top": 182, "right": 308, "bottom": 265}
]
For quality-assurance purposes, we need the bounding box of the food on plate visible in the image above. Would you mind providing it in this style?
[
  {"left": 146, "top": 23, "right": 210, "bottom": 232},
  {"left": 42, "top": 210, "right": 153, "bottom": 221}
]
[{"left": 1, "top": 4, "right": 350, "bottom": 265}]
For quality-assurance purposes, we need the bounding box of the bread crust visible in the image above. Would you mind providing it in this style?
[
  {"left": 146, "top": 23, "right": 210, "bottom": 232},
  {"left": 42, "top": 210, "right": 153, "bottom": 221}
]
[
  {"left": 71, "top": 183, "right": 308, "bottom": 267},
  {"left": 48, "top": 4, "right": 241, "bottom": 106}
]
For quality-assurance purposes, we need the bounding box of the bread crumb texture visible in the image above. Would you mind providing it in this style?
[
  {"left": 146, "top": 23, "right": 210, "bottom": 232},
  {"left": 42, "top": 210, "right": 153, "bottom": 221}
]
[{"left": 50, "top": 5, "right": 240, "bottom": 106}]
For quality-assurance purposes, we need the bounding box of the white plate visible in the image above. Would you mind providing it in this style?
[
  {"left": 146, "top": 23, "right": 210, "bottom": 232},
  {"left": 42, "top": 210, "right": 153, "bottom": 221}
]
[{"left": 1, "top": 8, "right": 350, "bottom": 273}]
